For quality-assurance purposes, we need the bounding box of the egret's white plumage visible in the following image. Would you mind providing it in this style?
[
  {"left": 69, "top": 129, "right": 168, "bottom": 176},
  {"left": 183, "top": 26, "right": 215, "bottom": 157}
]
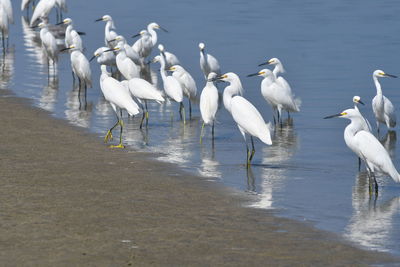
[
  {"left": 21, "top": 0, "right": 33, "bottom": 11},
  {"left": 147, "top": 22, "right": 167, "bottom": 47},
  {"left": 199, "top": 42, "right": 221, "bottom": 79},
  {"left": 324, "top": 108, "right": 400, "bottom": 193},
  {"left": 100, "top": 65, "right": 140, "bottom": 148},
  {"left": 30, "top": 0, "right": 56, "bottom": 26},
  {"left": 215, "top": 72, "right": 272, "bottom": 165},
  {"left": 38, "top": 21, "right": 58, "bottom": 69},
  {"left": 0, "top": 0, "right": 13, "bottom": 24},
  {"left": 169, "top": 64, "right": 197, "bottom": 118},
  {"left": 200, "top": 72, "right": 219, "bottom": 143},
  {"left": 96, "top": 15, "right": 118, "bottom": 48},
  {"left": 249, "top": 69, "right": 300, "bottom": 123},
  {"left": 132, "top": 30, "right": 152, "bottom": 59},
  {"left": 127, "top": 77, "right": 165, "bottom": 128},
  {"left": 158, "top": 44, "right": 180, "bottom": 69},
  {"left": 353, "top": 96, "right": 372, "bottom": 132},
  {"left": 60, "top": 18, "right": 83, "bottom": 51},
  {"left": 66, "top": 45, "right": 92, "bottom": 89},
  {"left": 112, "top": 43, "right": 140, "bottom": 80},
  {"left": 154, "top": 54, "right": 185, "bottom": 122},
  {"left": 0, "top": 4, "right": 9, "bottom": 46},
  {"left": 371, "top": 70, "right": 397, "bottom": 132},
  {"left": 113, "top": 35, "right": 141, "bottom": 66},
  {"left": 90, "top": 46, "right": 116, "bottom": 66}
]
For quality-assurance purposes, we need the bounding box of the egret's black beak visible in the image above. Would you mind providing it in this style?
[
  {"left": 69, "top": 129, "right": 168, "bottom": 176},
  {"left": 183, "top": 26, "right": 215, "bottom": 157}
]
[
  {"left": 358, "top": 100, "right": 365, "bottom": 105},
  {"left": 385, "top": 73, "right": 398, "bottom": 78},
  {"left": 95, "top": 18, "right": 103, "bottom": 22},
  {"left": 60, "top": 47, "right": 71, "bottom": 52},
  {"left": 131, "top": 33, "right": 141, "bottom": 38},
  {"left": 109, "top": 38, "right": 117, "bottom": 42},
  {"left": 208, "top": 75, "right": 224, "bottom": 82},
  {"left": 160, "top": 26, "right": 168, "bottom": 33},
  {"left": 247, "top": 72, "right": 259, "bottom": 77},
  {"left": 323, "top": 113, "right": 343, "bottom": 119},
  {"left": 89, "top": 55, "right": 96, "bottom": 62},
  {"left": 56, "top": 21, "right": 64, "bottom": 25},
  {"left": 103, "top": 48, "right": 114, "bottom": 53},
  {"left": 258, "top": 61, "right": 270, "bottom": 67}
]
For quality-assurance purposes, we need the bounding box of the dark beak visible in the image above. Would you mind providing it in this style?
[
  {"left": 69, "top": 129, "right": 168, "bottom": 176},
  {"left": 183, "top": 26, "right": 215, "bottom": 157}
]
[
  {"left": 131, "top": 33, "right": 141, "bottom": 38},
  {"left": 208, "top": 75, "right": 224, "bottom": 82},
  {"left": 258, "top": 62, "right": 269, "bottom": 67},
  {"left": 247, "top": 72, "right": 259, "bottom": 77},
  {"left": 89, "top": 55, "right": 96, "bottom": 62},
  {"left": 160, "top": 26, "right": 168, "bottom": 32},
  {"left": 95, "top": 18, "right": 103, "bottom": 22},
  {"left": 358, "top": 100, "right": 365, "bottom": 105},
  {"left": 109, "top": 38, "right": 116, "bottom": 42},
  {"left": 60, "top": 47, "right": 71, "bottom": 52},
  {"left": 385, "top": 73, "right": 398, "bottom": 78},
  {"left": 323, "top": 113, "right": 343, "bottom": 119},
  {"left": 56, "top": 21, "right": 64, "bottom": 25}
]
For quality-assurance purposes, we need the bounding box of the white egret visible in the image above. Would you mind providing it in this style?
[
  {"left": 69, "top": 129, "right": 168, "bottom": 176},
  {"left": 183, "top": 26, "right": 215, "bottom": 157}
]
[
  {"left": 147, "top": 22, "right": 168, "bottom": 47},
  {"left": 212, "top": 72, "right": 272, "bottom": 166},
  {"left": 324, "top": 108, "right": 400, "bottom": 194},
  {"left": 62, "top": 45, "right": 92, "bottom": 94},
  {"left": 153, "top": 55, "right": 185, "bottom": 123},
  {"left": 352, "top": 96, "right": 372, "bottom": 169},
  {"left": 199, "top": 42, "right": 221, "bottom": 79},
  {"left": 200, "top": 72, "right": 219, "bottom": 143},
  {"left": 111, "top": 35, "right": 141, "bottom": 66},
  {"left": 353, "top": 96, "right": 372, "bottom": 132},
  {"left": 30, "top": 0, "right": 56, "bottom": 26},
  {"left": 0, "top": 4, "right": 8, "bottom": 49},
  {"left": 259, "top": 58, "right": 301, "bottom": 120},
  {"left": 100, "top": 65, "right": 140, "bottom": 148},
  {"left": 57, "top": 18, "right": 83, "bottom": 51},
  {"left": 371, "top": 70, "right": 397, "bottom": 133},
  {"left": 0, "top": 0, "right": 12, "bottom": 24},
  {"left": 158, "top": 44, "right": 180, "bottom": 69},
  {"left": 95, "top": 15, "right": 118, "bottom": 48},
  {"left": 169, "top": 64, "right": 197, "bottom": 118},
  {"left": 127, "top": 78, "right": 165, "bottom": 128},
  {"left": 89, "top": 46, "right": 116, "bottom": 67},
  {"left": 248, "top": 69, "right": 300, "bottom": 124},
  {"left": 132, "top": 30, "right": 152, "bottom": 59},
  {"left": 38, "top": 21, "right": 58, "bottom": 74},
  {"left": 106, "top": 43, "right": 140, "bottom": 80}
]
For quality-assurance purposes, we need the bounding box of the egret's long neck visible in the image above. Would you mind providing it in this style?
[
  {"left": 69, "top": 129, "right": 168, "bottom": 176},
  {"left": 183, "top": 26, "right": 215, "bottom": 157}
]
[
  {"left": 345, "top": 116, "right": 365, "bottom": 137},
  {"left": 148, "top": 27, "right": 157, "bottom": 47},
  {"left": 273, "top": 62, "right": 285, "bottom": 77},
  {"left": 159, "top": 56, "right": 167, "bottom": 80},
  {"left": 200, "top": 50, "right": 206, "bottom": 62},
  {"left": 223, "top": 80, "right": 242, "bottom": 113},
  {"left": 66, "top": 24, "right": 72, "bottom": 35},
  {"left": 373, "top": 75, "right": 383, "bottom": 95},
  {"left": 354, "top": 104, "right": 359, "bottom": 111}
]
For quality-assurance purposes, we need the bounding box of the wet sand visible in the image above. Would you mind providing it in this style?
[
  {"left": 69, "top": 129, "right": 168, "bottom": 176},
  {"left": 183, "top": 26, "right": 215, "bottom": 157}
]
[{"left": 0, "top": 90, "right": 398, "bottom": 266}]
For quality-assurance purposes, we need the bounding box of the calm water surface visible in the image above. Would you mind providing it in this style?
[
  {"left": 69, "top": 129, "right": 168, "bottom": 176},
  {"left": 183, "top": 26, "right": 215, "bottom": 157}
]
[{"left": 3, "top": 0, "right": 400, "bottom": 256}]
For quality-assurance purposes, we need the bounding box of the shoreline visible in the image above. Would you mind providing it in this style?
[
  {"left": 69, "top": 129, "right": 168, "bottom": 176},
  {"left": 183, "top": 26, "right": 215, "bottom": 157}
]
[{"left": 0, "top": 89, "right": 398, "bottom": 266}]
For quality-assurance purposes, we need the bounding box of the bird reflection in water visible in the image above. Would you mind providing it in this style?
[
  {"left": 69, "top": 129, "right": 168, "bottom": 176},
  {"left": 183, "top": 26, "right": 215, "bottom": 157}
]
[
  {"left": 345, "top": 171, "right": 400, "bottom": 252},
  {"left": 64, "top": 88, "right": 92, "bottom": 128},
  {"left": 39, "top": 75, "right": 59, "bottom": 112},
  {"left": 0, "top": 45, "right": 14, "bottom": 89},
  {"left": 249, "top": 118, "right": 299, "bottom": 208},
  {"left": 380, "top": 130, "right": 396, "bottom": 159},
  {"left": 198, "top": 142, "right": 221, "bottom": 179}
]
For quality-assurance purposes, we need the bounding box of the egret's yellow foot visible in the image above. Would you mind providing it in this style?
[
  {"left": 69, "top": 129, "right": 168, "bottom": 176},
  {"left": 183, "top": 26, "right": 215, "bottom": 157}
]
[{"left": 109, "top": 144, "right": 125, "bottom": 149}]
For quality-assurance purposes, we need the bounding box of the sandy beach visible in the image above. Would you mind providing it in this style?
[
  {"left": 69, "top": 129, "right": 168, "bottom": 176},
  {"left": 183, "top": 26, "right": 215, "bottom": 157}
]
[{"left": 0, "top": 89, "right": 397, "bottom": 266}]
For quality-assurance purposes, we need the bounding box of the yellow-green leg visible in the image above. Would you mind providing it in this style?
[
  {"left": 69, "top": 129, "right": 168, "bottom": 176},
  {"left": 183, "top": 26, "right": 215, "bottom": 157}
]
[
  {"left": 109, "top": 120, "right": 125, "bottom": 148},
  {"left": 104, "top": 118, "right": 120, "bottom": 143},
  {"left": 200, "top": 122, "right": 205, "bottom": 144}
]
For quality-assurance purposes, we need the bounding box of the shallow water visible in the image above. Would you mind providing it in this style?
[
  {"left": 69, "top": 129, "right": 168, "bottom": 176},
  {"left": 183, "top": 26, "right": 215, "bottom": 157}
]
[{"left": 4, "top": 0, "right": 400, "bottom": 256}]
